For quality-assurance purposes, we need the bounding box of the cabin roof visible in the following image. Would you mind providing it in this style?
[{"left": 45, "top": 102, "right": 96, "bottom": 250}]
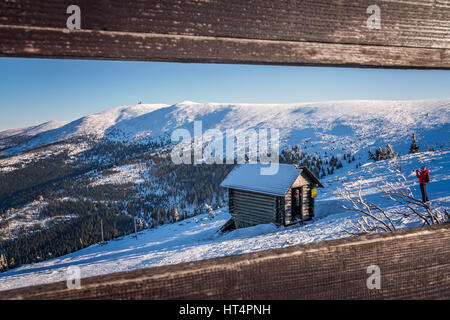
[{"left": 220, "top": 163, "right": 323, "bottom": 196}]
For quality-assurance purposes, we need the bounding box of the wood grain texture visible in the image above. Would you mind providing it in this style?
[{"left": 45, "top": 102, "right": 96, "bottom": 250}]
[
  {"left": 0, "top": 0, "right": 449, "bottom": 300},
  {"left": 0, "top": 0, "right": 449, "bottom": 68},
  {"left": 1, "top": 223, "right": 449, "bottom": 300}
]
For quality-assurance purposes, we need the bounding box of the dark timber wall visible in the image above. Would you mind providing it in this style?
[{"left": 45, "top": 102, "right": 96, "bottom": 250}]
[
  {"left": 0, "top": 0, "right": 449, "bottom": 299},
  {"left": 229, "top": 189, "right": 277, "bottom": 228},
  {"left": 1, "top": 223, "right": 449, "bottom": 300}
]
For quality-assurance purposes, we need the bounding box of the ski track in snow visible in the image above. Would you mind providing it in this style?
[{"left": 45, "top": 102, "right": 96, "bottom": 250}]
[{"left": 1, "top": 150, "right": 448, "bottom": 292}]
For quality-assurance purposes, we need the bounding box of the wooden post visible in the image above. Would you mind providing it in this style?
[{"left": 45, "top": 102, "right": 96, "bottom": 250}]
[{"left": 134, "top": 217, "right": 137, "bottom": 240}]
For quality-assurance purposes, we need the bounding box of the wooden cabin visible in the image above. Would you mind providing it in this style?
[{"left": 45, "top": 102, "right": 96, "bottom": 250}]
[{"left": 220, "top": 163, "right": 324, "bottom": 229}]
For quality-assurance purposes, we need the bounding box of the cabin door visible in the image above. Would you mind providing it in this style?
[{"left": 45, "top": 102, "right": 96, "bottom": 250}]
[{"left": 291, "top": 187, "right": 302, "bottom": 221}]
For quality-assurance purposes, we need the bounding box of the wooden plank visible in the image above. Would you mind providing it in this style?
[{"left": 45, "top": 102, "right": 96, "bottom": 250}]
[
  {"left": 231, "top": 213, "right": 274, "bottom": 225},
  {"left": 231, "top": 197, "right": 275, "bottom": 209},
  {"left": 232, "top": 196, "right": 275, "bottom": 209},
  {"left": 231, "top": 210, "right": 274, "bottom": 224},
  {"left": 233, "top": 213, "right": 270, "bottom": 227},
  {"left": 233, "top": 215, "right": 272, "bottom": 227},
  {"left": 233, "top": 189, "right": 276, "bottom": 200},
  {"left": 0, "top": 0, "right": 449, "bottom": 68},
  {"left": 232, "top": 203, "right": 275, "bottom": 216},
  {"left": 231, "top": 207, "right": 275, "bottom": 221},
  {"left": 232, "top": 193, "right": 275, "bottom": 202},
  {"left": 1, "top": 223, "right": 448, "bottom": 300},
  {"left": 1, "top": 0, "right": 449, "bottom": 48},
  {"left": 232, "top": 194, "right": 275, "bottom": 205},
  {"left": 232, "top": 196, "right": 276, "bottom": 213}
]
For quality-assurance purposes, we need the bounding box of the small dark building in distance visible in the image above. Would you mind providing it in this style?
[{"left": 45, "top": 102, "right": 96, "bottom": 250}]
[{"left": 221, "top": 163, "right": 324, "bottom": 229}]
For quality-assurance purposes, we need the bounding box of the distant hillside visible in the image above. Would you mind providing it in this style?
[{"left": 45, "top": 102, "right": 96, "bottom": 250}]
[{"left": 1, "top": 99, "right": 449, "bottom": 157}]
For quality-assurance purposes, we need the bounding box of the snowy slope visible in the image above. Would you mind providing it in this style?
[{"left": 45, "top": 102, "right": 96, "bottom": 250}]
[
  {"left": 0, "top": 120, "right": 68, "bottom": 139},
  {"left": 1, "top": 104, "right": 170, "bottom": 156},
  {"left": 104, "top": 99, "right": 450, "bottom": 154},
  {"left": 2, "top": 99, "right": 449, "bottom": 157},
  {"left": 1, "top": 150, "right": 448, "bottom": 292},
  {"left": 0, "top": 120, "right": 68, "bottom": 150}
]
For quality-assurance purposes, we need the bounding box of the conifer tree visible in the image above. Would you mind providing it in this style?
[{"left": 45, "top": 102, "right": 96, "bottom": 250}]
[
  {"left": 387, "top": 144, "right": 396, "bottom": 159},
  {"left": 368, "top": 149, "right": 376, "bottom": 161},
  {"left": 409, "top": 133, "right": 420, "bottom": 154},
  {"left": 375, "top": 147, "right": 388, "bottom": 161},
  {"left": 0, "top": 254, "right": 8, "bottom": 271}
]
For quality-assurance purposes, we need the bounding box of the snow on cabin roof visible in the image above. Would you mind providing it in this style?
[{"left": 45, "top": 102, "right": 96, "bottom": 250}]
[{"left": 220, "top": 163, "right": 305, "bottom": 196}]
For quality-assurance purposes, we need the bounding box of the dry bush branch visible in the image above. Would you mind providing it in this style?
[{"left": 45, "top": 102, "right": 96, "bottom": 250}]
[{"left": 340, "top": 168, "right": 448, "bottom": 235}]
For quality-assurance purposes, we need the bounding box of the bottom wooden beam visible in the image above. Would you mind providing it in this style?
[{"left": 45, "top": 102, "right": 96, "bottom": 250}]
[{"left": 1, "top": 223, "right": 449, "bottom": 300}]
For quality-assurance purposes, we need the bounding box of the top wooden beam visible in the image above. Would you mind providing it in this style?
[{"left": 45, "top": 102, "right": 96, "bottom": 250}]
[{"left": 0, "top": 0, "right": 449, "bottom": 68}]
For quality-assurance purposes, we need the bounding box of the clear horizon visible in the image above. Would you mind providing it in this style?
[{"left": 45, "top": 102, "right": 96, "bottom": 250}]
[{"left": 1, "top": 57, "right": 449, "bottom": 131}]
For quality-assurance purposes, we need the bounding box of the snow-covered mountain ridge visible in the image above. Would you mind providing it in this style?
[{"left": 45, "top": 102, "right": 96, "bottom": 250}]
[{"left": 1, "top": 99, "right": 449, "bottom": 157}]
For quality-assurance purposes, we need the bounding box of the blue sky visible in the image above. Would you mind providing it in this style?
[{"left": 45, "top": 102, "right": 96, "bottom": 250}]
[{"left": 0, "top": 57, "right": 449, "bottom": 131}]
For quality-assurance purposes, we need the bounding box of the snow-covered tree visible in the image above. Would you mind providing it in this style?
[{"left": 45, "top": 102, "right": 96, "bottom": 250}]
[
  {"left": 0, "top": 254, "right": 8, "bottom": 271},
  {"left": 173, "top": 207, "right": 181, "bottom": 222},
  {"left": 368, "top": 149, "right": 376, "bottom": 161},
  {"left": 409, "top": 133, "right": 420, "bottom": 154},
  {"left": 375, "top": 147, "right": 388, "bottom": 161},
  {"left": 369, "top": 145, "right": 395, "bottom": 162},
  {"left": 205, "top": 204, "right": 215, "bottom": 219},
  {"left": 387, "top": 144, "right": 396, "bottom": 159}
]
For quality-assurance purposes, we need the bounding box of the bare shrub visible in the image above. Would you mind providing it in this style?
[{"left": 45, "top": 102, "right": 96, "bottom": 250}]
[{"left": 340, "top": 170, "right": 448, "bottom": 235}]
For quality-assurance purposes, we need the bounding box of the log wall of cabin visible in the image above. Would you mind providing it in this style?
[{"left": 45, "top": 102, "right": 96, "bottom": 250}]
[
  {"left": 276, "top": 196, "right": 285, "bottom": 225},
  {"left": 301, "top": 185, "right": 313, "bottom": 218},
  {"left": 229, "top": 189, "right": 277, "bottom": 228},
  {"left": 284, "top": 190, "right": 293, "bottom": 224},
  {"left": 228, "top": 188, "right": 234, "bottom": 215}
]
